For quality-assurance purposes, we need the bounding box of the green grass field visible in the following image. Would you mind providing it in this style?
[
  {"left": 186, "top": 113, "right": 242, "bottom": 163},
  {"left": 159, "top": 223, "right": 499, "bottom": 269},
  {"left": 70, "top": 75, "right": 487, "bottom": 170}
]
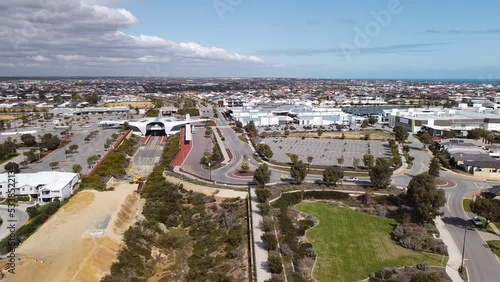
[
  {"left": 238, "top": 134, "right": 248, "bottom": 144},
  {"left": 487, "top": 241, "right": 500, "bottom": 257},
  {"left": 463, "top": 199, "right": 472, "bottom": 212},
  {"left": 296, "top": 203, "right": 446, "bottom": 282}
]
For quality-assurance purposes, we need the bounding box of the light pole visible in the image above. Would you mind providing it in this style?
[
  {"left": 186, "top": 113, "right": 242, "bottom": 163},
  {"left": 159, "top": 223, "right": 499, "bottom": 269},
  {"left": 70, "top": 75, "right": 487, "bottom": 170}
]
[
  {"left": 460, "top": 226, "right": 467, "bottom": 273},
  {"left": 209, "top": 162, "right": 212, "bottom": 182}
]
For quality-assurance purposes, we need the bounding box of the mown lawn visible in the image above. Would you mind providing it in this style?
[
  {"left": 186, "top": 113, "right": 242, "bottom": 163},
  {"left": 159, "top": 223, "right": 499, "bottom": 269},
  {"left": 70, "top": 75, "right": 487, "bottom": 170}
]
[
  {"left": 487, "top": 241, "right": 500, "bottom": 257},
  {"left": 463, "top": 199, "right": 473, "bottom": 212},
  {"left": 296, "top": 203, "right": 446, "bottom": 282}
]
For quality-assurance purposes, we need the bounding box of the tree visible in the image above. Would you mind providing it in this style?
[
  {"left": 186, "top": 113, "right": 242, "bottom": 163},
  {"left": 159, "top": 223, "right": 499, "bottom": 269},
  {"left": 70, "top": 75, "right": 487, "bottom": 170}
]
[
  {"left": 84, "top": 94, "right": 100, "bottom": 105},
  {"left": 471, "top": 198, "right": 500, "bottom": 223},
  {"left": 289, "top": 154, "right": 299, "bottom": 164},
  {"left": 337, "top": 156, "right": 345, "bottom": 166},
  {"left": 290, "top": 160, "right": 307, "bottom": 184},
  {"left": 256, "top": 143, "right": 273, "bottom": 160},
  {"left": 361, "top": 119, "right": 369, "bottom": 128},
  {"left": 335, "top": 124, "right": 343, "bottom": 131},
  {"left": 268, "top": 254, "right": 283, "bottom": 274},
  {"left": 261, "top": 233, "right": 277, "bottom": 251},
  {"left": 23, "top": 149, "right": 38, "bottom": 163},
  {"left": 244, "top": 121, "right": 258, "bottom": 137},
  {"left": 240, "top": 159, "right": 250, "bottom": 172},
  {"left": 72, "top": 164, "right": 82, "bottom": 174},
  {"left": 235, "top": 120, "right": 243, "bottom": 128},
  {"left": 317, "top": 128, "right": 324, "bottom": 137},
  {"left": 467, "top": 128, "right": 486, "bottom": 140},
  {"left": 369, "top": 158, "right": 393, "bottom": 189},
  {"left": 4, "top": 162, "right": 20, "bottom": 173},
  {"left": 393, "top": 125, "right": 409, "bottom": 143},
  {"left": 69, "top": 144, "right": 79, "bottom": 152},
  {"left": 49, "top": 161, "right": 59, "bottom": 170},
  {"left": 20, "top": 133, "right": 36, "bottom": 147},
  {"left": 40, "top": 133, "right": 61, "bottom": 151},
  {"left": 284, "top": 129, "right": 290, "bottom": 136},
  {"left": 253, "top": 164, "right": 271, "bottom": 187},
  {"left": 368, "top": 116, "right": 377, "bottom": 125},
  {"left": 323, "top": 166, "right": 344, "bottom": 186},
  {"left": 307, "top": 156, "right": 313, "bottom": 172},
  {"left": 441, "top": 130, "right": 456, "bottom": 139},
  {"left": 406, "top": 172, "right": 446, "bottom": 224},
  {"left": 392, "top": 154, "right": 402, "bottom": 167},
  {"left": 418, "top": 132, "right": 433, "bottom": 145},
  {"left": 352, "top": 158, "right": 360, "bottom": 169},
  {"left": 255, "top": 187, "right": 271, "bottom": 203},
  {"left": 363, "top": 154, "right": 375, "bottom": 168},
  {"left": 428, "top": 157, "right": 441, "bottom": 177}
]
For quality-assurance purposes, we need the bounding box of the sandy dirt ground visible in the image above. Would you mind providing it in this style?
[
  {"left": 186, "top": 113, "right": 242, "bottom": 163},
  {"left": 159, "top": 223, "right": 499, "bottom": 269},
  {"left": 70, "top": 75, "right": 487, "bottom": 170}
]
[
  {"left": 0, "top": 115, "right": 17, "bottom": 120},
  {"left": 2, "top": 182, "right": 141, "bottom": 282},
  {"left": 104, "top": 101, "right": 153, "bottom": 108},
  {"left": 164, "top": 175, "right": 248, "bottom": 199}
]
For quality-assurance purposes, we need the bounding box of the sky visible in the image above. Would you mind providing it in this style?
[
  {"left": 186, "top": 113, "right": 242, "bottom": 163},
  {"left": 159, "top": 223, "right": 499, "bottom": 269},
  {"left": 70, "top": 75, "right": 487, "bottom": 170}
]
[{"left": 0, "top": 0, "right": 499, "bottom": 79}]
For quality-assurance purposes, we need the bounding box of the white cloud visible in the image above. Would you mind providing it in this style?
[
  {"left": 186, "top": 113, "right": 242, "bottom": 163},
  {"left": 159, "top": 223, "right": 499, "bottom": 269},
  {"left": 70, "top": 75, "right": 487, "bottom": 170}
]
[
  {"left": 0, "top": 0, "right": 262, "bottom": 75},
  {"left": 30, "top": 55, "right": 50, "bottom": 62}
]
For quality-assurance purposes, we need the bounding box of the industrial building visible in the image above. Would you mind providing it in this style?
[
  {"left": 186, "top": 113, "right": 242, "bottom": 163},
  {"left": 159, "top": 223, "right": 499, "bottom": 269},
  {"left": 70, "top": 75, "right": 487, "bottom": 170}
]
[
  {"left": 385, "top": 104, "right": 500, "bottom": 136},
  {"left": 0, "top": 171, "right": 80, "bottom": 203}
]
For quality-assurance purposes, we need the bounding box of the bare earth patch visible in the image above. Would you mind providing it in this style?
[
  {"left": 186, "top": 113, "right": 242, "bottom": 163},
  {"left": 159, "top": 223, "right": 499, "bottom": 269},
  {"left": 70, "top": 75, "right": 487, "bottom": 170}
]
[
  {"left": 4, "top": 182, "right": 141, "bottom": 282},
  {"left": 0, "top": 115, "right": 17, "bottom": 120}
]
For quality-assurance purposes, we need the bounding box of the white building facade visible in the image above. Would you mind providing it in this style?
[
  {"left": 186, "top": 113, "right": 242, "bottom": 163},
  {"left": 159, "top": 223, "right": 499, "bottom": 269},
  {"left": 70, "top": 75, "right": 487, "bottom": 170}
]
[{"left": 0, "top": 172, "right": 79, "bottom": 203}]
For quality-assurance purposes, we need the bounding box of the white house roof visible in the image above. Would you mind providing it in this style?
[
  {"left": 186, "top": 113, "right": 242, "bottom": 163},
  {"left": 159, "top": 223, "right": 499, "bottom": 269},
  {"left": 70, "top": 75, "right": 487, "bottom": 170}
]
[{"left": 0, "top": 171, "right": 78, "bottom": 192}]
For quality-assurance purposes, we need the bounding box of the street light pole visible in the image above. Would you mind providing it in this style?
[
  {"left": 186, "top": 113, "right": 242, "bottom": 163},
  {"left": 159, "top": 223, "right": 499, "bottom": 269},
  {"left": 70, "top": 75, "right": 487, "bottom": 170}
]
[
  {"left": 460, "top": 226, "right": 467, "bottom": 273},
  {"left": 209, "top": 162, "right": 212, "bottom": 182}
]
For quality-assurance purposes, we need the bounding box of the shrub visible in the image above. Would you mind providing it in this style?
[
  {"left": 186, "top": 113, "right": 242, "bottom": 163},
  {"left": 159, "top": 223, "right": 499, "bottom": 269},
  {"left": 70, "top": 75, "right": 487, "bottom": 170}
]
[
  {"left": 268, "top": 253, "right": 283, "bottom": 274},
  {"left": 261, "top": 233, "right": 278, "bottom": 251}
]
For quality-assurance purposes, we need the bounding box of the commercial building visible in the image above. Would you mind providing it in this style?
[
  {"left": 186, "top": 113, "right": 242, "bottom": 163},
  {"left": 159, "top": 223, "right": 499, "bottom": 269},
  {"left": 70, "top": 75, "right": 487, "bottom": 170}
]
[
  {"left": 0, "top": 171, "right": 80, "bottom": 203},
  {"left": 126, "top": 116, "right": 208, "bottom": 136},
  {"left": 385, "top": 104, "right": 500, "bottom": 136},
  {"left": 225, "top": 104, "right": 353, "bottom": 126}
]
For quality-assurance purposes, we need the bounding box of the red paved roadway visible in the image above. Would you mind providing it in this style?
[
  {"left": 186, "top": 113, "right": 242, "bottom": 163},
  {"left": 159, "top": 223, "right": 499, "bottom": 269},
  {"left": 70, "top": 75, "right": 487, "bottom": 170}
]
[{"left": 171, "top": 129, "right": 192, "bottom": 166}]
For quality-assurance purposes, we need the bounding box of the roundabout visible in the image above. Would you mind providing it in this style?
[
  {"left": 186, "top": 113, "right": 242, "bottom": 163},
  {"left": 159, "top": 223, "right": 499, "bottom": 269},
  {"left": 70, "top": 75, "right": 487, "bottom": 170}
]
[{"left": 435, "top": 178, "right": 457, "bottom": 189}]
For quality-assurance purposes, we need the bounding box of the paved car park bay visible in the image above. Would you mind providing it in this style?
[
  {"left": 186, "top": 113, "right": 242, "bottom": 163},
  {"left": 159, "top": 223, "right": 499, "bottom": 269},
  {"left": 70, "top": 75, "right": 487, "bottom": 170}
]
[{"left": 263, "top": 137, "right": 392, "bottom": 166}]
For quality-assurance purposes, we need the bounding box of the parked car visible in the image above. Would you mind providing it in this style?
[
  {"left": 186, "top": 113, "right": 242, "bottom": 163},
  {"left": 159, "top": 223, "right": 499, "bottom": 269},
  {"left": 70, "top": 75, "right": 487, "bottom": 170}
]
[
  {"left": 470, "top": 216, "right": 483, "bottom": 227},
  {"left": 344, "top": 177, "right": 359, "bottom": 182}
]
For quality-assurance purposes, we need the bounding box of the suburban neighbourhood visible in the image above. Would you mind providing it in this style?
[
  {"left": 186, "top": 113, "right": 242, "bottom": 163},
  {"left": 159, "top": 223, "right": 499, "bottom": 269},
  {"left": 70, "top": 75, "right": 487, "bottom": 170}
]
[{"left": 0, "top": 78, "right": 498, "bottom": 281}]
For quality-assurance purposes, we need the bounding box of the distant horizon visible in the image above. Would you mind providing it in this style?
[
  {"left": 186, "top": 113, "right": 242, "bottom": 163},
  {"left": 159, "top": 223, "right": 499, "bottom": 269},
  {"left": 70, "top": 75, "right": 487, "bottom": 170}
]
[
  {"left": 0, "top": 76, "right": 499, "bottom": 84},
  {"left": 1, "top": 1, "right": 499, "bottom": 78}
]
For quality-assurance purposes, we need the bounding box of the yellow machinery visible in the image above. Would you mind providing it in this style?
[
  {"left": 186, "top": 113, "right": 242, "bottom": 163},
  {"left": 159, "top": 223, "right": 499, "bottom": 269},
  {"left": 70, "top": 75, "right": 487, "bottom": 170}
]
[{"left": 130, "top": 174, "right": 142, "bottom": 184}]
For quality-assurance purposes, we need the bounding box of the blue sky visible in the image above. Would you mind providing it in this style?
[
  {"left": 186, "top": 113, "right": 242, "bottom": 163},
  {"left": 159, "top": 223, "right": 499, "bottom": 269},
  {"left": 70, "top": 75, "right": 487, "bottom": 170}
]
[{"left": 1, "top": 0, "right": 499, "bottom": 79}]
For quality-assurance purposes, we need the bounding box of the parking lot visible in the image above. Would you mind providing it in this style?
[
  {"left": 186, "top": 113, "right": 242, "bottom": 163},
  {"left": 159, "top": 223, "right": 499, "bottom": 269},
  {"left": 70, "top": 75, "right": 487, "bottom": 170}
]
[
  {"left": 0, "top": 111, "right": 127, "bottom": 174},
  {"left": 262, "top": 137, "right": 392, "bottom": 167}
]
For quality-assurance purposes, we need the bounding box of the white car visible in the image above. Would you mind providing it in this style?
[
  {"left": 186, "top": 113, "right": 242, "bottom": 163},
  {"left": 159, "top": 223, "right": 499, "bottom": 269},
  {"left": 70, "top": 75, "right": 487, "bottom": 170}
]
[
  {"left": 344, "top": 177, "right": 359, "bottom": 182},
  {"left": 470, "top": 216, "right": 483, "bottom": 227}
]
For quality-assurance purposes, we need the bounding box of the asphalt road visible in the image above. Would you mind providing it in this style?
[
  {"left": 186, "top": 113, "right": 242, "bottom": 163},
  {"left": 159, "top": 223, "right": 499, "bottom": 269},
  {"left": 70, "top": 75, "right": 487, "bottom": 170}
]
[
  {"left": 0, "top": 204, "right": 29, "bottom": 241},
  {"left": 394, "top": 134, "right": 500, "bottom": 281}
]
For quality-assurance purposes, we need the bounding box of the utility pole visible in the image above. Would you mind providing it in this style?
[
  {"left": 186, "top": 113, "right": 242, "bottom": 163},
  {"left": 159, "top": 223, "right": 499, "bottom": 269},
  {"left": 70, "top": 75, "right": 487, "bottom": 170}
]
[{"left": 460, "top": 226, "right": 467, "bottom": 273}]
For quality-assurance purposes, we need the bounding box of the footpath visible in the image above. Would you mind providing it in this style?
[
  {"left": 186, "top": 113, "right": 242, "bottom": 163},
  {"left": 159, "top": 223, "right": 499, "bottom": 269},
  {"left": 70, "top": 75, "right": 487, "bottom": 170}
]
[{"left": 435, "top": 217, "right": 465, "bottom": 282}]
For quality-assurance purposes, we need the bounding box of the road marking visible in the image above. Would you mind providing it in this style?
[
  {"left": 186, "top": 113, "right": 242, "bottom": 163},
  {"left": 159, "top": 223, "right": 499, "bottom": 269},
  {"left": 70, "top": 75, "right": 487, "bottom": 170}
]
[{"left": 446, "top": 194, "right": 451, "bottom": 212}]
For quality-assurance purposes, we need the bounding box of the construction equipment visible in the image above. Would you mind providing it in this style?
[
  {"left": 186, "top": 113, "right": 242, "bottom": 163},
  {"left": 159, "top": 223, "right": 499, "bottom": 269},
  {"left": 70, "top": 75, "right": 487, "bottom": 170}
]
[{"left": 129, "top": 174, "right": 143, "bottom": 184}]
